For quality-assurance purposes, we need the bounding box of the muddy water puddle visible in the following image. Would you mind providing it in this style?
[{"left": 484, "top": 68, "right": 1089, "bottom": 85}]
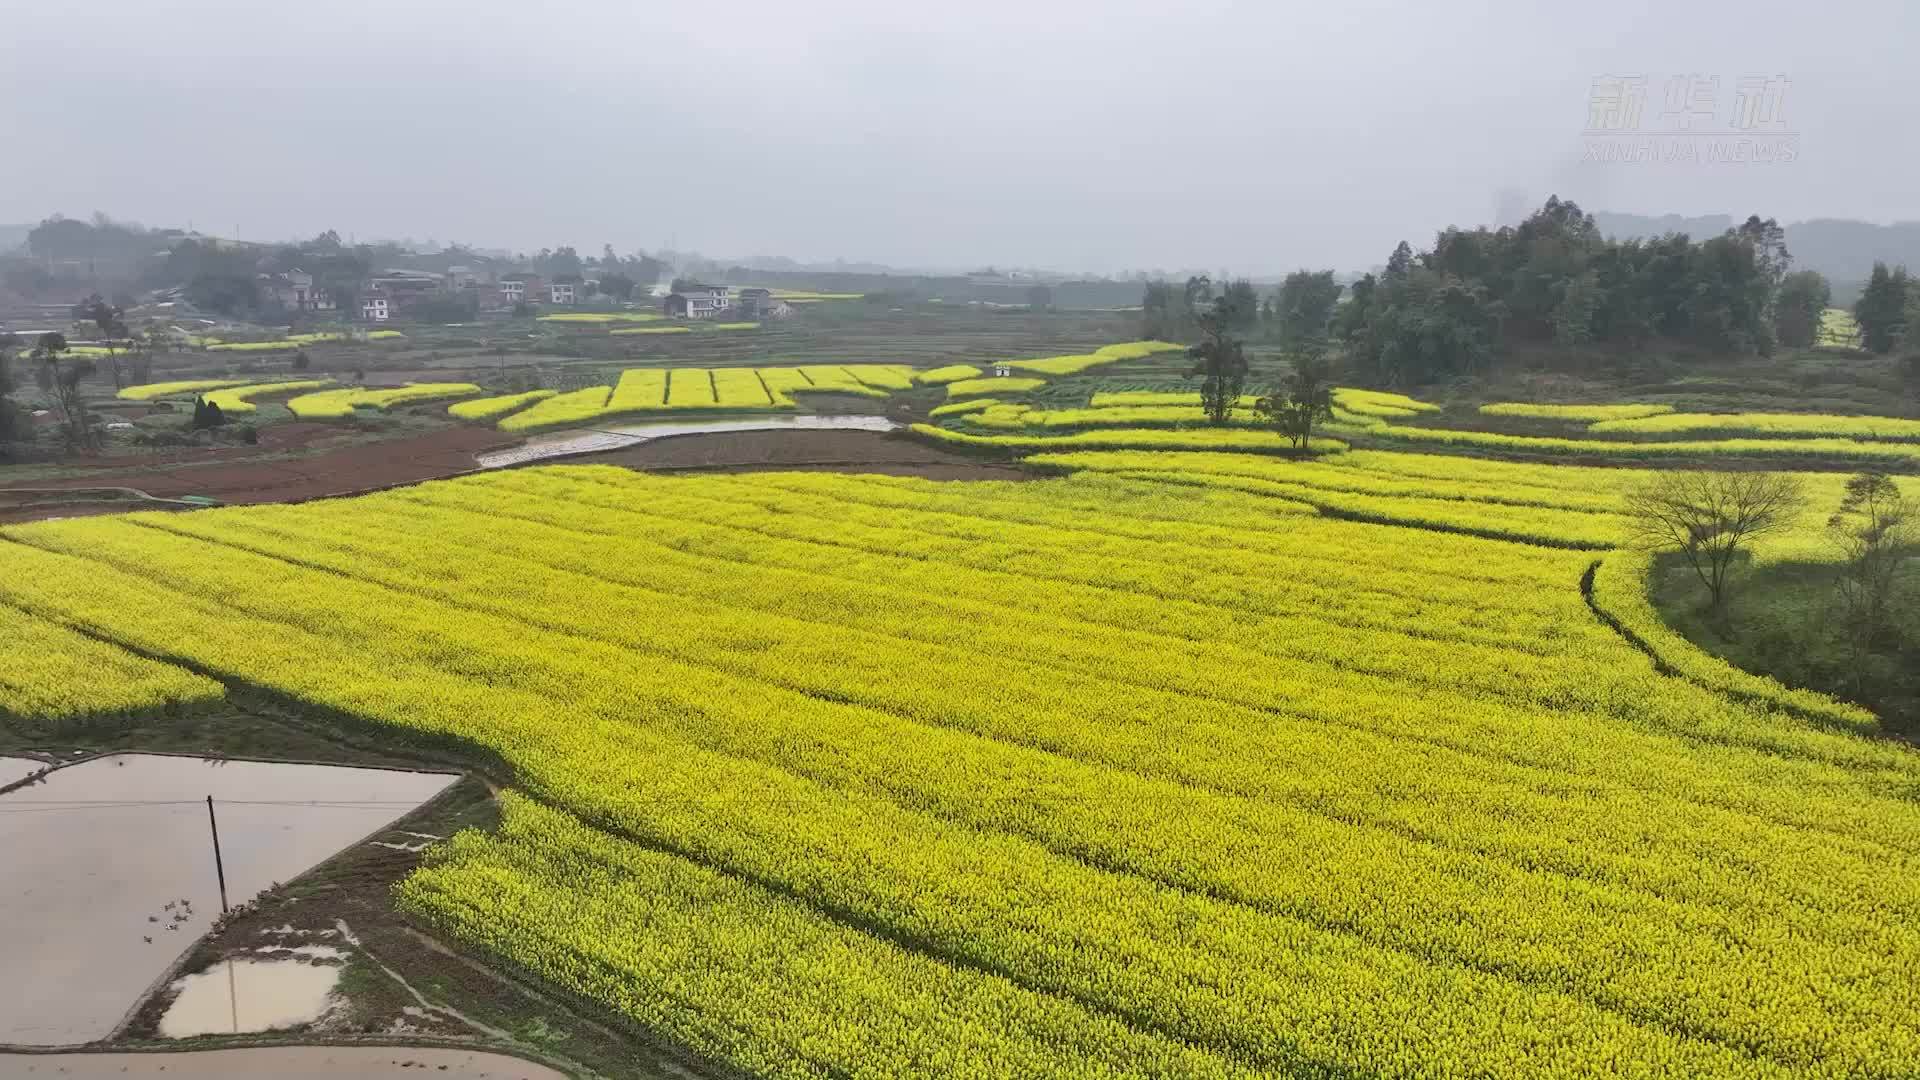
[
  {"left": 157, "top": 953, "right": 344, "bottom": 1038},
  {"left": 0, "top": 753, "right": 457, "bottom": 1045}
]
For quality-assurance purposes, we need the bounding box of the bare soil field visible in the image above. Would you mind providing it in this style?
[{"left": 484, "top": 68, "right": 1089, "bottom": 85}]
[
  {"left": 55, "top": 422, "right": 354, "bottom": 468},
  {"left": 575, "top": 428, "right": 1027, "bottom": 481},
  {"left": 0, "top": 425, "right": 1020, "bottom": 524},
  {"left": 1, "top": 428, "right": 516, "bottom": 522}
]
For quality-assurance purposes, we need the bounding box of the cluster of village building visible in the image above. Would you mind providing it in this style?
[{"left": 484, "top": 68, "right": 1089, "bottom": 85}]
[{"left": 259, "top": 269, "right": 788, "bottom": 323}]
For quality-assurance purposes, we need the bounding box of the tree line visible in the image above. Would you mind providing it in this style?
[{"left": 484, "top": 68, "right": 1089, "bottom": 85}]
[{"left": 1144, "top": 197, "right": 1920, "bottom": 388}]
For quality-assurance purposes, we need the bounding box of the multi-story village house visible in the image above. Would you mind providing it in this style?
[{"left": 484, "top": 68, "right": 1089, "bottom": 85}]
[
  {"left": 664, "top": 283, "right": 732, "bottom": 319},
  {"left": 260, "top": 269, "right": 335, "bottom": 311}
]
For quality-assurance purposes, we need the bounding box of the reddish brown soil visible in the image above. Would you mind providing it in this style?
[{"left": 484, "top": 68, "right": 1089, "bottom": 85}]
[
  {"left": 1, "top": 428, "right": 1020, "bottom": 524},
  {"left": 12, "top": 427, "right": 517, "bottom": 509},
  {"left": 572, "top": 428, "right": 1029, "bottom": 481}
]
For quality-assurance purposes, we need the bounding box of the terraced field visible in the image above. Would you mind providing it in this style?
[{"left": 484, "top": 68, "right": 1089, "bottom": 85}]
[
  {"left": 199, "top": 380, "right": 334, "bottom": 414},
  {"left": 924, "top": 377, "right": 1920, "bottom": 466},
  {"left": 284, "top": 383, "right": 481, "bottom": 418},
  {"left": 2, "top": 452, "right": 1915, "bottom": 1078},
  {"left": 488, "top": 364, "right": 913, "bottom": 432}
]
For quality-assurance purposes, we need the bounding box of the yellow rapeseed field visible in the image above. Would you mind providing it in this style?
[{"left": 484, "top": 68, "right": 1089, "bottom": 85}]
[
  {"left": 115, "top": 378, "right": 249, "bottom": 401},
  {"left": 1588, "top": 411, "right": 1920, "bottom": 439},
  {"left": 200, "top": 380, "right": 334, "bottom": 413},
  {"left": 1005, "top": 341, "right": 1185, "bottom": 375},
  {"left": 448, "top": 389, "right": 559, "bottom": 421},
  {"left": 1, "top": 455, "right": 1915, "bottom": 1078},
  {"left": 491, "top": 365, "right": 913, "bottom": 428},
  {"left": 1479, "top": 402, "right": 1676, "bottom": 422},
  {"left": 284, "top": 383, "right": 479, "bottom": 419}
]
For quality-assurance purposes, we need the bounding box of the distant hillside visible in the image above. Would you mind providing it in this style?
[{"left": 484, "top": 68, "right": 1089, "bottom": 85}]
[
  {"left": 0, "top": 224, "right": 31, "bottom": 255},
  {"left": 1591, "top": 211, "right": 1920, "bottom": 298},
  {"left": 1778, "top": 219, "right": 1920, "bottom": 284},
  {"left": 713, "top": 266, "right": 1145, "bottom": 309},
  {"left": 1592, "top": 211, "right": 1735, "bottom": 241}
]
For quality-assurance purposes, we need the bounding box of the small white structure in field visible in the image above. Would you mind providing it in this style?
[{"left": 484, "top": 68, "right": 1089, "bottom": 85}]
[{"left": 993, "top": 363, "right": 1012, "bottom": 377}]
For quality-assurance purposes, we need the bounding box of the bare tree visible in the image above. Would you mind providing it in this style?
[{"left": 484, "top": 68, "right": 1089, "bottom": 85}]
[
  {"left": 73, "top": 294, "right": 130, "bottom": 389},
  {"left": 30, "top": 332, "right": 98, "bottom": 453},
  {"left": 1623, "top": 470, "right": 1806, "bottom": 617},
  {"left": 1828, "top": 472, "right": 1916, "bottom": 656}
]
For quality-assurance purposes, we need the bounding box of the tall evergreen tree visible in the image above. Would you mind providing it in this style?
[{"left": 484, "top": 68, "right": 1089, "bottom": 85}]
[
  {"left": 1186, "top": 303, "right": 1248, "bottom": 423},
  {"left": 1855, "top": 263, "right": 1911, "bottom": 354},
  {"left": 1774, "top": 270, "right": 1831, "bottom": 348},
  {"left": 1217, "top": 279, "right": 1260, "bottom": 334},
  {"left": 1385, "top": 241, "right": 1414, "bottom": 279},
  {"left": 1273, "top": 270, "right": 1343, "bottom": 344}
]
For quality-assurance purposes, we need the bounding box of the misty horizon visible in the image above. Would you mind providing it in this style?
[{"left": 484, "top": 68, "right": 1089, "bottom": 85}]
[{"left": 4, "top": 0, "right": 1914, "bottom": 276}]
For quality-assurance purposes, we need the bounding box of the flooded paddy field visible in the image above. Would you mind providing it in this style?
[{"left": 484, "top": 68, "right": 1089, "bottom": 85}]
[
  {"left": 0, "top": 1045, "right": 569, "bottom": 1078},
  {"left": 0, "top": 753, "right": 457, "bottom": 1046},
  {"left": 476, "top": 413, "right": 897, "bottom": 467},
  {"left": 0, "top": 756, "right": 45, "bottom": 788}
]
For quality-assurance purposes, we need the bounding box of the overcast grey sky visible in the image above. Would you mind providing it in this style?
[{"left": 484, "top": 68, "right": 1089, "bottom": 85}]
[{"left": 2, "top": 0, "right": 1913, "bottom": 273}]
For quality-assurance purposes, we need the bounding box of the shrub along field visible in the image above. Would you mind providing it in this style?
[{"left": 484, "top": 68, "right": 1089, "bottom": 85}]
[{"left": 2, "top": 455, "right": 1916, "bottom": 1078}]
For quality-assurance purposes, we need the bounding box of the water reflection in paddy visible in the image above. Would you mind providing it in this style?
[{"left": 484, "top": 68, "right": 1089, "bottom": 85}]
[{"left": 0, "top": 753, "right": 456, "bottom": 1045}]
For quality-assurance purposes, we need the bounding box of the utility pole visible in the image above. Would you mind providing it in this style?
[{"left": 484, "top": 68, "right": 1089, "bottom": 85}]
[{"left": 206, "top": 795, "right": 230, "bottom": 914}]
